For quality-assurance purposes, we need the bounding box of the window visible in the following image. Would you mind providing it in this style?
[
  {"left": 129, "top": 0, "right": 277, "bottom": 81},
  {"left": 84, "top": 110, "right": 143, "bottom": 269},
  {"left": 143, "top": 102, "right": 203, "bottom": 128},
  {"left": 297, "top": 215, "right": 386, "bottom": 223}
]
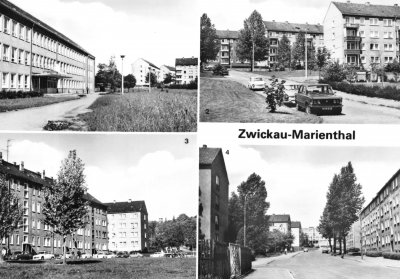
[
  {"left": 360, "top": 17, "right": 365, "bottom": 25},
  {"left": 37, "top": 220, "right": 41, "bottom": 230},
  {"left": 346, "top": 17, "right": 355, "bottom": 24},
  {"left": 370, "top": 44, "right": 379, "bottom": 50},
  {"left": 215, "top": 214, "right": 219, "bottom": 230},
  {"left": 2, "top": 72, "right": 8, "bottom": 88},
  {"left": 370, "top": 18, "right": 379, "bottom": 25},
  {"left": 3, "top": 16, "right": 10, "bottom": 33},
  {"left": 16, "top": 235, "right": 19, "bottom": 245},
  {"left": 32, "top": 201, "right": 35, "bottom": 212},
  {"left": 370, "top": 31, "right": 379, "bottom": 38},
  {"left": 347, "top": 56, "right": 356, "bottom": 63},
  {"left": 215, "top": 194, "right": 220, "bottom": 210},
  {"left": 23, "top": 218, "right": 28, "bottom": 232},
  {"left": 359, "top": 31, "right": 365, "bottom": 37},
  {"left": 3, "top": 44, "right": 10, "bottom": 61},
  {"left": 384, "top": 19, "right": 393, "bottom": 26},
  {"left": 384, "top": 44, "right": 394, "bottom": 51},
  {"left": 11, "top": 47, "right": 17, "bottom": 63},
  {"left": 361, "top": 43, "right": 366, "bottom": 50},
  {"left": 384, "top": 32, "right": 393, "bottom": 39},
  {"left": 11, "top": 21, "right": 17, "bottom": 37}
]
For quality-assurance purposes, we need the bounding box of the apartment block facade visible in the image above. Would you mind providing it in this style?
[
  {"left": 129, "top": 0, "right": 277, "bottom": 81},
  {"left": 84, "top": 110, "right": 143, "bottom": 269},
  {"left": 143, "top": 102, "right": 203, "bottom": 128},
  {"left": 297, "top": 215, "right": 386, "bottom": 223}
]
[
  {"left": 360, "top": 169, "right": 400, "bottom": 253},
  {"left": 266, "top": 214, "right": 292, "bottom": 234},
  {"left": 0, "top": 152, "right": 108, "bottom": 256},
  {"left": 324, "top": 1, "right": 400, "bottom": 67},
  {"left": 104, "top": 200, "right": 148, "bottom": 252},
  {"left": 302, "top": 227, "right": 329, "bottom": 246},
  {"left": 175, "top": 57, "right": 198, "bottom": 84},
  {"left": 160, "top": 65, "right": 175, "bottom": 83},
  {"left": 131, "top": 58, "right": 161, "bottom": 87},
  {"left": 0, "top": 0, "right": 95, "bottom": 94},
  {"left": 346, "top": 220, "right": 361, "bottom": 250},
  {"left": 291, "top": 221, "right": 302, "bottom": 248},
  {"left": 199, "top": 146, "right": 229, "bottom": 243}
]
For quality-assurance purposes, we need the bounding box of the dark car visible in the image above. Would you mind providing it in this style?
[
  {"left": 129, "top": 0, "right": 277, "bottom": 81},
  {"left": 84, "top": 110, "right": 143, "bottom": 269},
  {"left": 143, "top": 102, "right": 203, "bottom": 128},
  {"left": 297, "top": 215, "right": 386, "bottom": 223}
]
[
  {"left": 295, "top": 84, "right": 342, "bottom": 115},
  {"left": 16, "top": 252, "right": 33, "bottom": 260},
  {"left": 9, "top": 251, "right": 23, "bottom": 260},
  {"left": 116, "top": 251, "right": 129, "bottom": 258}
]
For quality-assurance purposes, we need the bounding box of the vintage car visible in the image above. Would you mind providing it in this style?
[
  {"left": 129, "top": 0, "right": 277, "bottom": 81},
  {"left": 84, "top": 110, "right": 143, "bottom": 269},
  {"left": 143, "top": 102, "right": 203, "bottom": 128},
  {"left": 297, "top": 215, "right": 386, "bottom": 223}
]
[
  {"left": 321, "top": 246, "right": 330, "bottom": 254},
  {"left": 247, "top": 77, "right": 266, "bottom": 90},
  {"left": 33, "top": 251, "right": 55, "bottom": 260},
  {"left": 283, "top": 84, "right": 301, "bottom": 105},
  {"left": 150, "top": 252, "right": 165, "bottom": 258},
  {"left": 129, "top": 252, "right": 144, "bottom": 258},
  {"left": 295, "top": 84, "right": 342, "bottom": 115}
]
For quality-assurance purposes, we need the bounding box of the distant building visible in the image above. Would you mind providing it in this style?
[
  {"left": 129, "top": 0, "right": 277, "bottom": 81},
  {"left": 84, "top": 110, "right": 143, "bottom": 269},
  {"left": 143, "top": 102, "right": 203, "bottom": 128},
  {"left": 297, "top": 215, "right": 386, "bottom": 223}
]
[
  {"left": 199, "top": 145, "right": 229, "bottom": 242},
  {"left": 266, "top": 214, "right": 291, "bottom": 234},
  {"left": 131, "top": 58, "right": 161, "bottom": 87},
  {"left": 291, "top": 221, "right": 302, "bottom": 248},
  {"left": 175, "top": 57, "right": 198, "bottom": 84},
  {"left": 0, "top": 0, "right": 95, "bottom": 94},
  {"left": 346, "top": 219, "right": 361, "bottom": 250},
  {"left": 0, "top": 152, "right": 108, "bottom": 256},
  {"left": 159, "top": 65, "right": 175, "bottom": 83},
  {"left": 302, "top": 227, "right": 329, "bottom": 246},
  {"left": 104, "top": 200, "right": 148, "bottom": 252}
]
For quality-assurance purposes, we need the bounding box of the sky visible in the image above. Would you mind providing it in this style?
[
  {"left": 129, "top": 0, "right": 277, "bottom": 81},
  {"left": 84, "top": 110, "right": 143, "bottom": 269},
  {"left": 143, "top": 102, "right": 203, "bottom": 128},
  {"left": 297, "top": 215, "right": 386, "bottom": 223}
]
[
  {"left": 200, "top": 0, "right": 400, "bottom": 30},
  {"left": 9, "top": 0, "right": 199, "bottom": 72},
  {"left": 200, "top": 144, "right": 400, "bottom": 228},
  {"left": 0, "top": 133, "right": 197, "bottom": 221}
]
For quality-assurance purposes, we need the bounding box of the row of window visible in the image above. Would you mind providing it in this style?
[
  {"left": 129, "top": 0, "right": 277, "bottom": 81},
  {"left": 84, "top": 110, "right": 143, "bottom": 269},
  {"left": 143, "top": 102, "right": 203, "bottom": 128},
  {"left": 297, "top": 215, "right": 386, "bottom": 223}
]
[
  {"left": 364, "top": 233, "right": 400, "bottom": 246},
  {"left": 110, "top": 222, "right": 145, "bottom": 229},
  {"left": 110, "top": 213, "right": 146, "bottom": 220},
  {"left": 345, "top": 16, "right": 400, "bottom": 27},
  {"left": 0, "top": 14, "right": 87, "bottom": 63},
  {"left": 111, "top": 232, "right": 143, "bottom": 238},
  {"left": 111, "top": 241, "right": 140, "bottom": 247}
]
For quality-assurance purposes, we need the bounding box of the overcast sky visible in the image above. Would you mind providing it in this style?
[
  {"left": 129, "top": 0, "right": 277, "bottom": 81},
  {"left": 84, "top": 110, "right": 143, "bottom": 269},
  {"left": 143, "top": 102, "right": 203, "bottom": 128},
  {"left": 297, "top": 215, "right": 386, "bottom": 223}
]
[
  {"left": 0, "top": 133, "right": 197, "bottom": 221},
  {"left": 200, "top": 0, "right": 400, "bottom": 31},
  {"left": 200, "top": 144, "right": 400, "bottom": 229},
  {"left": 9, "top": 0, "right": 198, "bottom": 72}
]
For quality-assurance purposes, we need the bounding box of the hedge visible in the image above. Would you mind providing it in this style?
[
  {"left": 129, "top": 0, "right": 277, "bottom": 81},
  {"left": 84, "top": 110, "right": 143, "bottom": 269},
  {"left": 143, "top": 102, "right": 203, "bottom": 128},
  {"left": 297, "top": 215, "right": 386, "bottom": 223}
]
[
  {"left": 321, "top": 80, "right": 400, "bottom": 101},
  {"left": 365, "top": 251, "right": 382, "bottom": 257},
  {"left": 0, "top": 90, "right": 44, "bottom": 100},
  {"left": 383, "top": 252, "right": 400, "bottom": 260},
  {"left": 164, "top": 83, "right": 197, "bottom": 90}
]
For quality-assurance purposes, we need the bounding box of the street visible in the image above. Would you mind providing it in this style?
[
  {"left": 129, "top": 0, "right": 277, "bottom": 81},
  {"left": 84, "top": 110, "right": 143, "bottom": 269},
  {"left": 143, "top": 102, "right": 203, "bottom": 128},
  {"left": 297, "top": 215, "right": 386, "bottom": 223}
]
[
  {"left": 0, "top": 93, "right": 100, "bottom": 131},
  {"left": 225, "top": 70, "right": 400, "bottom": 124},
  {"left": 247, "top": 249, "right": 400, "bottom": 279}
]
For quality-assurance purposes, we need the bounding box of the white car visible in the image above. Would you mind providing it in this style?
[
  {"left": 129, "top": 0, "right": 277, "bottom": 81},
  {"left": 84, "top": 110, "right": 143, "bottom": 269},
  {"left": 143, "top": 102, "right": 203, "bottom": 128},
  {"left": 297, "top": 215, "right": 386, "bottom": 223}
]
[
  {"left": 81, "top": 253, "right": 92, "bottom": 259},
  {"left": 60, "top": 253, "right": 73, "bottom": 259},
  {"left": 283, "top": 84, "right": 300, "bottom": 105},
  {"left": 93, "top": 252, "right": 107, "bottom": 259},
  {"left": 105, "top": 253, "right": 116, "bottom": 259},
  {"left": 247, "top": 77, "right": 266, "bottom": 90},
  {"left": 150, "top": 252, "right": 165, "bottom": 258},
  {"left": 33, "top": 251, "right": 55, "bottom": 260}
]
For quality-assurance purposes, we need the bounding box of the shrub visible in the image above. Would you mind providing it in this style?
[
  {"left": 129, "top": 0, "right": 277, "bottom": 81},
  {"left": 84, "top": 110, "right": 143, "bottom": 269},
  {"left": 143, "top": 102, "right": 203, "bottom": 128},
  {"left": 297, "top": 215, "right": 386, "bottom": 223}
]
[
  {"left": 0, "top": 90, "right": 44, "bottom": 100},
  {"left": 322, "top": 61, "right": 347, "bottom": 82},
  {"left": 366, "top": 251, "right": 382, "bottom": 257},
  {"left": 383, "top": 252, "right": 400, "bottom": 260},
  {"left": 212, "top": 63, "right": 226, "bottom": 76}
]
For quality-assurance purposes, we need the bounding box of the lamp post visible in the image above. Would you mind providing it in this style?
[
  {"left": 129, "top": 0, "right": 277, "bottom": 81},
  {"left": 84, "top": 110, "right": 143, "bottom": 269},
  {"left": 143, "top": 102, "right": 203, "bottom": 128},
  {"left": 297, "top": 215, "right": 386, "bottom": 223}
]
[
  {"left": 243, "top": 192, "right": 251, "bottom": 247},
  {"left": 148, "top": 67, "right": 151, "bottom": 93},
  {"left": 120, "top": 55, "right": 125, "bottom": 95},
  {"left": 295, "top": 27, "right": 308, "bottom": 80}
]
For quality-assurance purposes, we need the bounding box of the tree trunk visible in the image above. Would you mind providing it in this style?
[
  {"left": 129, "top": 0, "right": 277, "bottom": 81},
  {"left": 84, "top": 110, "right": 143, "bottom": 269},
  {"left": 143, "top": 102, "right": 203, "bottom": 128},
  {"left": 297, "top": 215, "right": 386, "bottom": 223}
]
[
  {"left": 63, "top": 238, "right": 67, "bottom": 265},
  {"left": 339, "top": 236, "right": 342, "bottom": 254},
  {"left": 0, "top": 251, "right": 4, "bottom": 264},
  {"left": 343, "top": 236, "right": 347, "bottom": 254},
  {"left": 328, "top": 237, "right": 332, "bottom": 252},
  {"left": 333, "top": 234, "right": 336, "bottom": 254}
]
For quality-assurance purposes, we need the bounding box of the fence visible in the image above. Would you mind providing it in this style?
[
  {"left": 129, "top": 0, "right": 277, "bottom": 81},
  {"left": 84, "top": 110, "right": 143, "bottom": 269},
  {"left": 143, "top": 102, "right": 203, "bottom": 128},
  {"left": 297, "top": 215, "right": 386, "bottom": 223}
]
[{"left": 199, "top": 239, "right": 252, "bottom": 279}]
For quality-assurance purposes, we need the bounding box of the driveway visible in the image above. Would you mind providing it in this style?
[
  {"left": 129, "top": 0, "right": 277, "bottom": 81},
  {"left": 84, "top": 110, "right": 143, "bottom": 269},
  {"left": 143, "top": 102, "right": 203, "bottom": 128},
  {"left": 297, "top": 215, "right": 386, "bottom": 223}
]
[
  {"left": 0, "top": 93, "right": 100, "bottom": 131},
  {"left": 226, "top": 70, "right": 400, "bottom": 124}
]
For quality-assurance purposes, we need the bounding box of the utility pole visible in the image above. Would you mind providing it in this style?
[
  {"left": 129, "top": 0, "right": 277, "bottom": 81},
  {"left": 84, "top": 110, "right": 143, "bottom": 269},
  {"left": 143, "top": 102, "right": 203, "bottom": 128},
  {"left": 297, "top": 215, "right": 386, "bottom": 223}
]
[
  {"left": 120, "top": 55, "right": 125, "bottom": 95},
  {"left": 243, "top": 192, "right": 251, "bottom": 247}
]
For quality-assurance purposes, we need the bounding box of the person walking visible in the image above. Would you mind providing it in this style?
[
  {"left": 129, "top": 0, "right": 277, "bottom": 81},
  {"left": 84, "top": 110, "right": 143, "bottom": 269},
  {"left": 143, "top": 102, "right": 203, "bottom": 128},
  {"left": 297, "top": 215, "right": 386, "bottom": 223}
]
[{"left": 284, "top": 248, "right": 287, "bottom": 255}]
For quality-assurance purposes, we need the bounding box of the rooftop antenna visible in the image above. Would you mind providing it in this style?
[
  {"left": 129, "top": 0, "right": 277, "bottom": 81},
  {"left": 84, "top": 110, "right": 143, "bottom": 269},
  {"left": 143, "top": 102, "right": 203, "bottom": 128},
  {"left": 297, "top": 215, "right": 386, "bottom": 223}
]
[{"left": 1, "top": 139, "right": 14, "bottom": 162}]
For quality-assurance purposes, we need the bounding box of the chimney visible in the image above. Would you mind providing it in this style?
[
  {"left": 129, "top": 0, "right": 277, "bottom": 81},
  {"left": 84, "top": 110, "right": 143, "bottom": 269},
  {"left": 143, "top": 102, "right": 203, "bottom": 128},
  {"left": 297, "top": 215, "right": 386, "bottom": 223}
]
[
  {"left": 113, "top": 200, "right": 116, "bottom": 203},
  {"left": 128, "top": 199, "right": 132, "bottom": 203},
  {"left": 347, "top": 0, "right": 350, "bottom": 3},
  {"left": 20, "top": 161, "right": 24, "bottom": 171},
  {"left": 395, "top": 4, "right": 399, "bottom": 7},
  {"left": 42, "top": 170, "right": 45, "bottom": 179},
  {"left": 203, "top": 145, "right": 207, "bottom": 148},
  {"left": 14, "top": 162, "right": 16, "bottom": 166},
  {"left": 366, "top": 2, "right": 370, "bottom": 6}
]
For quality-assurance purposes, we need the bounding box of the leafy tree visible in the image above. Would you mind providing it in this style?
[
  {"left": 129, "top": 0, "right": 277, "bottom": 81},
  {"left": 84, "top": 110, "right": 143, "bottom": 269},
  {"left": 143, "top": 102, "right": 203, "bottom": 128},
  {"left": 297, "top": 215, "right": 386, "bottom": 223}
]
[
  {"left": 200, "top": 13, "right": 220, "bottom": 69},
  {"left": 226, "top": 192, "right": 243, "bottom": 243},
  {"left": 0, "top": 173, "right": 23, "bottom": 264},
  {"left": 322, "top": 61, "right": 347, "bottom": 82},
  {"left": 316, "top": 47, "right": 331, "bottom": 80},
  {"left": 124, "top": 74, "right": 136, "bottom": 89},
  {"left": 276, "top": 35, "right": 291, "bottom": 69},
  {"left": 95, "top": 56, "right": 122, "bottom": 91},
  {"left": 145, "top": 72, "right": 158, "bottom": 87},
  {"left": 292, "top": 31, "right": 306, "bottom": 67},
  {"left": 385, "top": 59, "right": 400, "bottom": 82},
  {"left": 163, "top": 73, "right": 175, "bottom": 84},
  {"left": 306, "top": 42, "right": 317, "bottom": 75},
  {"left": 180, "top": 217, "right": 196, "bottom": 249},
  {"left": 199, "top": 188, "right": 205, "bottom": 240},
  {"left": 155, "top": 220, "right": 185, "bottom": 249},
  {"left": 236, "top": 10, "right": 269, "bottom": 71},
  {"left": 317, "top": 206, "right": 334, "bottom": 251},
  {"left": 42, "top": 150, "right": 88, "bottom": 264},
  {"left": 266, "top": 230, "right": 294, "bottom": 252}
]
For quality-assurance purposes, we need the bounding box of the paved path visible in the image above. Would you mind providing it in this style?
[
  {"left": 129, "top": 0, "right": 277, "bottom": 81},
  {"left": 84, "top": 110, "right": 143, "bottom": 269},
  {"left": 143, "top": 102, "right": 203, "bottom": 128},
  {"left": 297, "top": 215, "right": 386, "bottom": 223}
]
[
  {"left": 0, "top": 93, "right": 100, "bottom": 131},
  {"left": 226, "top": 70, "right": 400, "bottom": 124}
]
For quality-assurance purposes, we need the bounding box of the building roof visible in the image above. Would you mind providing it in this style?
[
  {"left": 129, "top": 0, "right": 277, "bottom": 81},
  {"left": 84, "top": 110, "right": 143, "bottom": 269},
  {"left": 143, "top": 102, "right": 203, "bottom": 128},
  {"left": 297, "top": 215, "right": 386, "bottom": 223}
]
[
  {"left": 199, "top": 147, "right": 221, "bottom": 165},
  {"left": 266, "top": 214, "right": 291, "bottom": 223},
  {"left": 162, "top": 65, "right": 176, "bottom": 71},
  {"left": 176, "top": 57, "right": 198, "bottom": 66},
  {"left": 103, "top": 200, "right": 147, "bottom": 214},
  {"left": 142, "top": 58, "right": 160, "bottom": 70},
  {"left": 216, "top": 30, "right": 240, "bottom": 39},
  {"left": 264, "top": 21, "right": 323, "bottom": 34},
  {"left": 291, "top": 221, "right": 302, "bottom": 228},
  {"left": 332, "top": 1, "right": 400, "bottom": 18},
  {"left": 83, "top": 193, "right": 105, "bottom": 206},
  {"left": 0, "top": 0, "right": 93, "bottom": 57}
]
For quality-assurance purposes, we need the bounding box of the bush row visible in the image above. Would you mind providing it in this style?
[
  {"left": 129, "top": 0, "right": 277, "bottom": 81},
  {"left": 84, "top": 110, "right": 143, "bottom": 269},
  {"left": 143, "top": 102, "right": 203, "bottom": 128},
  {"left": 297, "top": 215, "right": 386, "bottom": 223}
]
[
  {"left": 321, "top": 80, "right": 400, "bottom": 101},
  {"left": 0, "top": 90, "right": 44, "bottom": 99},
  {"left": 383, "top": 252, "right": 400, "bottom": 260},
  {"left": 163, "top": 83, "right": 197, "bottom": 90},
  {"left": 366, "top": 251, "right": 382, "bottom": 257}
]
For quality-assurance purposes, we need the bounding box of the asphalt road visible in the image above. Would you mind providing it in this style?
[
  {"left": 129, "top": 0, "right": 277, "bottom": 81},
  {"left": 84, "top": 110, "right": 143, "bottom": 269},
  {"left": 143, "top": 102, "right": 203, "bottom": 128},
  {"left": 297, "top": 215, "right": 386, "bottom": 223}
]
[
  {"left": 226, "top": 70, "right": 400, "bottom": 124},
  {"left": 0, "top": 93, "right": 100, "bottom": 131},
  {"left": 248, "top": 250, "right": 400, "bottom": 279}
]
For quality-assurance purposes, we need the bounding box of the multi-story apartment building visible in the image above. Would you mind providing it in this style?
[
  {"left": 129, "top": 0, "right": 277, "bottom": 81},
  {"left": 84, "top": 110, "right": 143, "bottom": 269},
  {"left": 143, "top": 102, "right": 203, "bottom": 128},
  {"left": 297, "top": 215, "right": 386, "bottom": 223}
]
[
  {"left": 302, "top": 227, "right": 329, "bottom": 246},
  {"left": 266, "top": 214, "right": 292, "bottom": 234},
  {"left": 0, "top": 152, "right": 108, "bottom": 256},
  {"left": 346, "top": 220, "right": 361, "bottom": 250},
  {"left": 291, "top": 221, "right": 302, "bottom": 248},
  {"left": 175, "top": 57, "right": 198, "bottom": 84},
  {"left": 324, "top": 1, "right": 400, "bottom": 68},
  {"left": 199, "top": 146, "right": 229, "bottom": 243},
  {"left": 104, "top": 200, "right": 148, "bottom": 252},
  {"left": 159, "top": 65, "right": 175, "bottom": 83},
  {"left": 360, "top": 169, "right": 400, "bottom": 253},
  {"left": 0, "top": 0, "right": 95, "bottom": 94},
  {"left": 131, "top": 58, "right": 161, "bottom": 87},
  {"left": 264, "top": 21, "right": 324, "bottom": 68}
]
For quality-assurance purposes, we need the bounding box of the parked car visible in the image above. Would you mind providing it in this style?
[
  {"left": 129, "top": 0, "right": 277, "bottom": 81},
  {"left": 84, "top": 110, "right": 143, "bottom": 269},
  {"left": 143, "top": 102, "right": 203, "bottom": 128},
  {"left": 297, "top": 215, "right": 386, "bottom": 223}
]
[
  {"left": 150, "top": 252, "right": 164, "bottom": 258},
  {"left": 116, "top": 251, "right": 129, "bottom": 258},
  {"left": 283, "top": 84, "right": 300, "bottom": 105},
  {"left": 80, "top": 253, "right": 92, "bottom": 259},
  {"left": 16, "top": 252, "right": 34, "bottom": 260},
  {"left": 130, "top": 252, "right": 144, "bottom": 258},
  {"left": 321, "top": 246, "right": 329, "bottom": 254},
  {"left": 295, "top": 84, "right": 343, "bottom": 115},
  {"left": 105, "top": 252, "right": 117, "bottom": 259},
  {"left": 247, "top": 77, "right": 266, "bottom": 90},
  {"left": 60, "top": 253, "right": 74, "bottom": 260},
  {"left": 93, "top": 252, "right": 107, "bottom": 259},
  {"left": 33, "top": 251, "right": 55, "bottom": 260},
  {"left": 9, "top": 251, "right": 23, "bottom": 260},
  {"left": 303, "top": 247, "right": 308, "bottom": 252}
]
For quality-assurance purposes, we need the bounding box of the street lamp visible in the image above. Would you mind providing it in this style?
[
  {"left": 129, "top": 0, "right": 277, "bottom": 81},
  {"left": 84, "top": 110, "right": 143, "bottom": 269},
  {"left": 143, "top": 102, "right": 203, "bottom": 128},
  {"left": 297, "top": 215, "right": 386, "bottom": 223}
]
[
  {"left": 295, "top": 27, "right": 308, "bottom": 80},
  {"left": 120, "top": 55, "right": 125, "bottom": 95},
  {"left": 243, "top": 192, "right": 252, "bottom": 247}
]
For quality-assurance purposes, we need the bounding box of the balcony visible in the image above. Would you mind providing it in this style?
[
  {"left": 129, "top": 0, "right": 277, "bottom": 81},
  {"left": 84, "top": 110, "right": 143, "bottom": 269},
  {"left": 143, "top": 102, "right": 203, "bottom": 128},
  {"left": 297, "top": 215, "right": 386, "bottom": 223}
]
[
  {"left": 344, "top": 36, "right": 361, "bottom": 42},
  {"left": 270, "top": 44, "right": 278, "bottom": 48},
  {"left": 344, "top": 49, "right": 361, "bottom": 55},
  {"left": 344, "top": 23, "right": 359, "bottom": 29}
]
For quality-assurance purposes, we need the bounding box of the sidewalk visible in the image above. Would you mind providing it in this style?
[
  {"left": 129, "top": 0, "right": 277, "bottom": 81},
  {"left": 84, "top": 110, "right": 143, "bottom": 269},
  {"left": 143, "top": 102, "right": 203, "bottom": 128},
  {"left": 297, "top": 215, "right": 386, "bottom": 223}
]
[{"left": 342, "top": 254, "right": 400, "bottom": 269}]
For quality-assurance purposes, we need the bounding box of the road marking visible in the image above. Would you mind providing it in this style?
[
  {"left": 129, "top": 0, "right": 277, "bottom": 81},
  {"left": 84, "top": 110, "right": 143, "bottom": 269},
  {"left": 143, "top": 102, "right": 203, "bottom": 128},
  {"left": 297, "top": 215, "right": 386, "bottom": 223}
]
[{"left": 287, "top": 269, "right": 295, "bottom": 279}]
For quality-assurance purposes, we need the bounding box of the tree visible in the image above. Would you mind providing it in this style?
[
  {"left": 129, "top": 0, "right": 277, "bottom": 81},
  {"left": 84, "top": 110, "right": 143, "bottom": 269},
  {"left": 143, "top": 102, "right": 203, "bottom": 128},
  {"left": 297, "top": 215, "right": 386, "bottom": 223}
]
[
  {"left": 163, "top": 73, "right": 175, "bottom": 84},
  {"left": 95, "top": 56, "right": 122, "bottom": 91},
  {"left": 236, "top": 10, "right": 269, "bottom": 71},
  {"left": 316, "top": 47, "right": 331, "bottom": 80},
  {"left": 200, "top": 13, "right": 220, "bottom": 69},
  {"left": 42, "top": 150, "right": 89, "bottom": 264},
  {"left": 385, "top": 59, "right": 400, "bottom": 82},
  {"left": 145, "top": 72, "right": 158, "bottom": 87},
  {"left": 322, "top": 61, "right": 347, "bottom": 82},
  {"left": 180, "top": 216, "right": 197, "bottom": 249},
  {"left": 155, "top": 220, "right": 185, "bottom": 248},
  {"left": 0, "top": 173, "right": 23, "bottom": 264},
  {"left": 292, "top": 31, "right": 306, "bottom": 67},
  {"left": 276, "top": 34, "right": 291, "bottom": 69},
  {"left": 124, "top": 74, "right": 136, "bottom": 89}
]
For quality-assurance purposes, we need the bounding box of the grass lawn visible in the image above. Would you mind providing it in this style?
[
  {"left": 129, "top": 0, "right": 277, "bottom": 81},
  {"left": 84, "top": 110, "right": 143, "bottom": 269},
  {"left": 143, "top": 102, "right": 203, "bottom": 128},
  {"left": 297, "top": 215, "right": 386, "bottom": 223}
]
[
  {"left": 0, "top": 258, "right": 195, "bottom": 279},
  {"left": 0, "top": 96, "right": 80, "bottom": 112},
  {"left": 200, "top": 78, "right": 322, "bottom": 123},
  {"left": 200, "top": 71, "right": 224, "bottom": 79},
  {"left": 79, "top": 89, "right": 197, "bottom": 132},
  {"left": 236, "top": 69, "right": 320, "bottom": 80}
]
